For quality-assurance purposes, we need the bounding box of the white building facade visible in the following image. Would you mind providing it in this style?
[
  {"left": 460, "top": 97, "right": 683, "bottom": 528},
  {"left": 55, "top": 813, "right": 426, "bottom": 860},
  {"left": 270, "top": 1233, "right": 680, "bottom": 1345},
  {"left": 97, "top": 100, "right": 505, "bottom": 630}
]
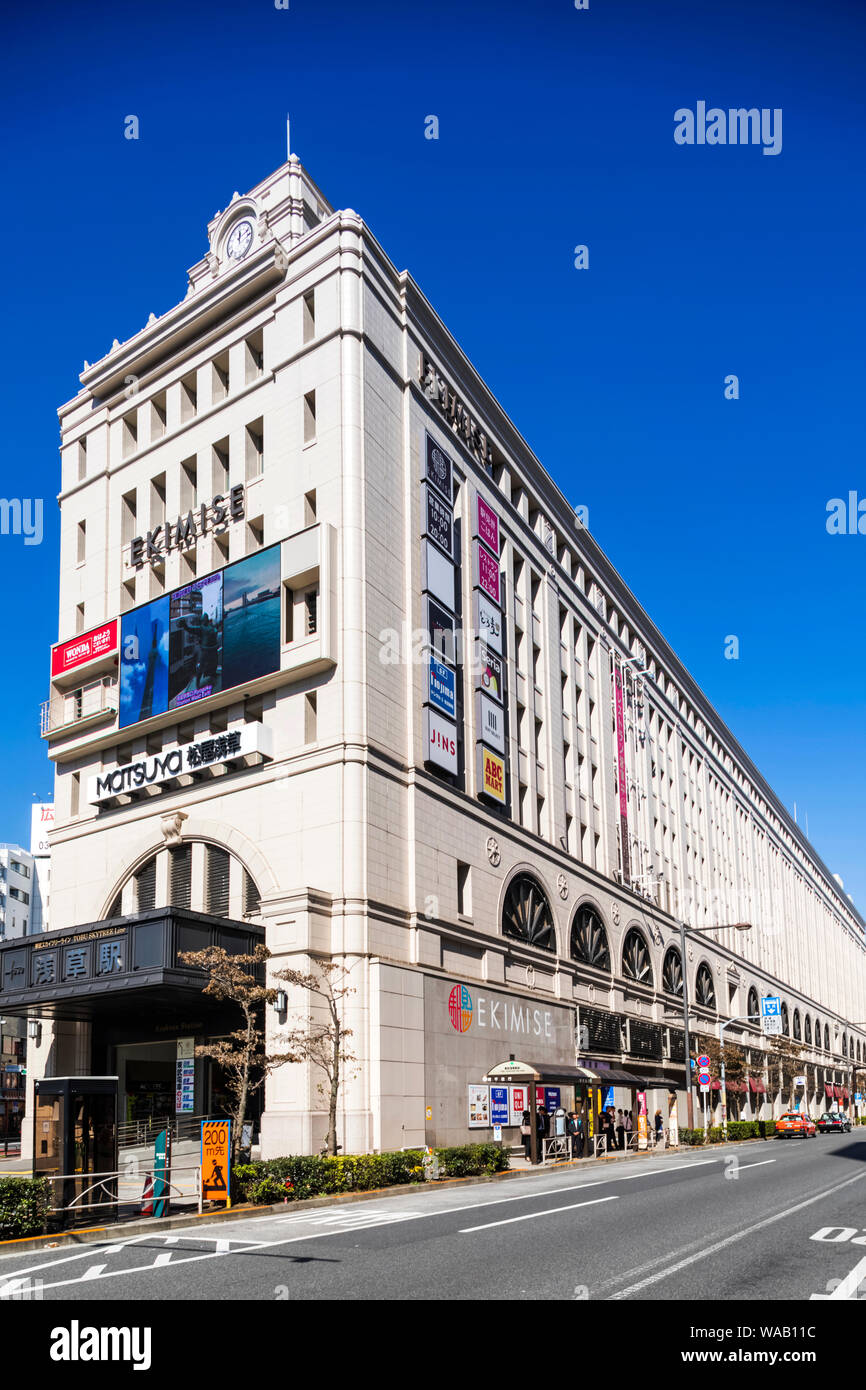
[{"left": 4, "top": 154, "right": 865, "bottom": 1157}]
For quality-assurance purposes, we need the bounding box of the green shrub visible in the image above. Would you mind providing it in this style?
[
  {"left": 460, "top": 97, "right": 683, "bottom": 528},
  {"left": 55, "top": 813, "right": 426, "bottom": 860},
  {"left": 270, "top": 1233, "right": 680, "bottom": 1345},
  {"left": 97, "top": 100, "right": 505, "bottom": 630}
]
[
  {"left": 0, "top": 1177, "right": 52, "bottom": 1239},
  {"left": 434, "top": 1143, "right": 510, "bottom": 1177},
  {"left": 231, "top": 1144, "right": 509, "bottom": 1204}
]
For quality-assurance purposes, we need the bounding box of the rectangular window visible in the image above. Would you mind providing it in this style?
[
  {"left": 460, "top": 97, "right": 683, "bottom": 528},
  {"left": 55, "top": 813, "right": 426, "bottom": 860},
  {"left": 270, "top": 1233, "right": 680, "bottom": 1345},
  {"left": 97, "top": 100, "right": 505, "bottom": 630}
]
[
  {"left": 457, "top": 862, "right": 472, "bottom": 916},
  {"left": 121, "top": 489, "right": 137, "bottom": 547},
  {"left": 243, "top": 869, "right": 260, "bottom": 916},
  {"left": 212, "top": 439, "right": 229, "bottom": 493},
  {"left": 150, "top": 392, "right": 167, "bottom": 441},
  {"left": 78, "top": 438, "right": 87, "bottom": 481},
  {"left": 180, "top": 457, "right": 197, "bottom": 512},
  {"left": 304, "top": 691, "right": 317, "bottom": 744},
  {"left": 121, "top": 577, "right": 136, "bottom": 612},
  {"left": 303, "top": 390, "right": 316, "bottom": 444},
  {"left": 305, "top": 588, "right": 318, "bottom": 635},
  {"left": 245, "top": 419, "right": 264, "bottom": 480},
  {"left": 212, "top": 351, "right": 229, "bottom": 403},
  {"left": 170, "top": 845, "right": 192, "bottom": 909},
  {"left": 77, "top": 520, "right": 86, "bottom": 565},
  {"left": 151, "top": 473, "right": 166, "bottom": 529},
  {"left": 245, "top": 329, "right": 264, "bottom": 382},
  {"left": 180, "top": 371, "right": 197, "bottom": 423},
  {"left": 136, "top": 858, "right": 156, "bottom": 912},
  {"left": 304, "top": 489, "right": 317, "bottom": 525},
  {"left": 75, "top": 604, "right": 85, "bottom": 635},
  {"left": 284, "top": 584, "right": 294, "bottom": 643},
  {"left": 303, "top": 290, "right": 315, "bottom": 343},
  {"left": 121, "top": 411, "right": 138, "bottom": 458},
  {"left": 247, "top": 516, "right": 264, "bottom": 552},
  {"left": 206, "top": 846, "right": 230, "bottom": 917}
]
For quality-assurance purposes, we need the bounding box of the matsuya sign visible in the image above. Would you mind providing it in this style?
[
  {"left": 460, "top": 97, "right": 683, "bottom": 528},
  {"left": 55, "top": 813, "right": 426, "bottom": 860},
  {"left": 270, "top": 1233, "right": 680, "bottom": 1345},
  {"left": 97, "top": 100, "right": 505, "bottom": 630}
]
[
  {"left": 129, "top": 485, "right": 245, "bottom": 569},
  {"left": 88, "top": 723, "right": 272, "bottom": 805}
]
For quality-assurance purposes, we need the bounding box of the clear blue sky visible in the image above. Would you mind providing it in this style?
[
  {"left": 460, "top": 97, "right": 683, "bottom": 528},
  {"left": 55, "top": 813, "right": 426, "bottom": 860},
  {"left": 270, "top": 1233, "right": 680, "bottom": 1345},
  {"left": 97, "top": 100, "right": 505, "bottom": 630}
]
[{"left": 2, "top": 0, "right": 864, "bottom": 908}]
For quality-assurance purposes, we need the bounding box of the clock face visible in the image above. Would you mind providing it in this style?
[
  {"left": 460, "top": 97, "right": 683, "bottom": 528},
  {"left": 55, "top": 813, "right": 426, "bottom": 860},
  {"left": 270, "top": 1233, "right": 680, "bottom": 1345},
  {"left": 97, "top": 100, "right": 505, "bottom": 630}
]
[{"left": 226, "top": 219, "right": 254, "bottom": 261}]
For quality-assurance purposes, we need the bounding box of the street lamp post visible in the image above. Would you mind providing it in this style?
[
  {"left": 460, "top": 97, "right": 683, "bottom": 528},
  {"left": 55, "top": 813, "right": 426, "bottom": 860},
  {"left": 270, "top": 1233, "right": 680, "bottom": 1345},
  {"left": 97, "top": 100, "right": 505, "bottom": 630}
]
[{"left": 678, "top": 920, "right": 752, "bottom": 1132}]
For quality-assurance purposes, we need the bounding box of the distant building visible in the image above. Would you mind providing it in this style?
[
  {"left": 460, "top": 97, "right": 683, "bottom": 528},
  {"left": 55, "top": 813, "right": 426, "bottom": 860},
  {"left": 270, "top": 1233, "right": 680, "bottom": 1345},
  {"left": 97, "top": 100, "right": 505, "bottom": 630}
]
[
  {"left": 29, "top": 803, "right": 53, "bottom": 934},
  {"left": 0, "top": 846, "right": 35, "bottom": 939}
]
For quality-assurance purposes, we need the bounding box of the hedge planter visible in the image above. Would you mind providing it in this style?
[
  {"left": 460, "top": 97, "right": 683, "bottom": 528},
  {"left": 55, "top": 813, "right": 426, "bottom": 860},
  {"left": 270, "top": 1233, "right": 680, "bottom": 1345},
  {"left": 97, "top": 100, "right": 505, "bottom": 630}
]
[
  {"left": 232, "top": 1143, "right": 510, "bottom": 1204},
  {"left": 0, "top": 1177, "right": 52, "bottom": 1240}
]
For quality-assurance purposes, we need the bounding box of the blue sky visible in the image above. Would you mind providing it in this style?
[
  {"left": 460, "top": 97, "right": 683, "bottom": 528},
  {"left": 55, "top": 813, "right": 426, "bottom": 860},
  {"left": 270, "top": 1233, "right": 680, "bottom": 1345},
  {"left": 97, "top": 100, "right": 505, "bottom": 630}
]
[{"left": 2, "top": 0, "right": 864, "bottom": 908}]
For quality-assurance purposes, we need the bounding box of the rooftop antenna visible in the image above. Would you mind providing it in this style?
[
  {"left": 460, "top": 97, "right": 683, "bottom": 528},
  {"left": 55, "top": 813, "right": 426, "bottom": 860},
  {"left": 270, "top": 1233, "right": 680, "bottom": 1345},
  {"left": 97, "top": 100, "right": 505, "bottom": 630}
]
[{"left": 286, "top": 113, "right": 291, "bottom": 161}]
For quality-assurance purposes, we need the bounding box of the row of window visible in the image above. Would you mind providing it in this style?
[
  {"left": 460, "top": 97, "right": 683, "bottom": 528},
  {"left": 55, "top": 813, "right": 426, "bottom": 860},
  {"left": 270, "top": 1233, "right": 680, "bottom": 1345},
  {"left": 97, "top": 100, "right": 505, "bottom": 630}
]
[{"left": 498, "top": 874, "right": 864, "bottom": 1059}]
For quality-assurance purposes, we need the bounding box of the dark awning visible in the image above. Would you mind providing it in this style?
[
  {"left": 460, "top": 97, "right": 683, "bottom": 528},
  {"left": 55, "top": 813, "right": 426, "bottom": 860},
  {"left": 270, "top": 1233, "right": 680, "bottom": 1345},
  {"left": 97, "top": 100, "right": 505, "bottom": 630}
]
[
  {"left": 825, "top": 1083, "right": 834, "bottom": 1098},
  {"left": 571, "top": 1064, "right": 649, "bottom": 1088}
]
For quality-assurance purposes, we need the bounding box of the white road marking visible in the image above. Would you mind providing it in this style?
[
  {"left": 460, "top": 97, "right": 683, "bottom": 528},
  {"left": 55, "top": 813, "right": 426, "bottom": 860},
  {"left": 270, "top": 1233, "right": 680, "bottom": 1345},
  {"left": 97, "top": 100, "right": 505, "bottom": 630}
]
[
  {"left": 735, "top": 1160, "right": 776, "bottom": 1171},
  {"left": 81, "top": 1264, "right": 106, "bottom": 1280},
  {"left": 809, "top": 1255, "right": 866, "bottom": 1300},
  {"left": 610, "top": 1170, "right": 866, "bottom": 1299},
  {"left": 153, "top": 1253, "right": 174, "bottom": 1266},
  {"left": 460, "top": 1195, "right": 618, "bottom": 1233}
]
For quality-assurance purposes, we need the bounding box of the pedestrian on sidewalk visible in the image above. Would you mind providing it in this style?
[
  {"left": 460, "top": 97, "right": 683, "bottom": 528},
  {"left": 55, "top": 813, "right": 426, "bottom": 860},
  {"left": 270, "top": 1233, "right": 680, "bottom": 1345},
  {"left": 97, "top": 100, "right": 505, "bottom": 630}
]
[
  {"left": 616, "top": 1108, "right": 625, "bottom": 1151},
  {"left": 624, "top": 1110, "right": 633, "bottom": 1148},
  {"left": 520, "top": 1109, "right": 532, "bottom": 1160},
  {"left": 536, "top": 1105, "right": 548, "bottom": 1161},
  {"left": 654, "top": 1109, "right": 664, "bottom": 1146}
]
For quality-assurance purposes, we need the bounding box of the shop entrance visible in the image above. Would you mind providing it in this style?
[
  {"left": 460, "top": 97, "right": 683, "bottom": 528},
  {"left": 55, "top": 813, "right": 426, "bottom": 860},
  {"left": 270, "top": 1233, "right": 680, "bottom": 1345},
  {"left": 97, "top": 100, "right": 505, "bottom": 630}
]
[{"left": 116, "top": 1041, "right": 179, "bottom": 1125}]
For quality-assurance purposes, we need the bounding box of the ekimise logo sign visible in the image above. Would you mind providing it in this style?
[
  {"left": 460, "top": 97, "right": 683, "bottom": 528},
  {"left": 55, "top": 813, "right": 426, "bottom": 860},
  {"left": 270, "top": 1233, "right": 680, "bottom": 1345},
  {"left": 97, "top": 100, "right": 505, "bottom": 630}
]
[{"left": 449, "top": 984, "right": 473, "bottom": 1032}]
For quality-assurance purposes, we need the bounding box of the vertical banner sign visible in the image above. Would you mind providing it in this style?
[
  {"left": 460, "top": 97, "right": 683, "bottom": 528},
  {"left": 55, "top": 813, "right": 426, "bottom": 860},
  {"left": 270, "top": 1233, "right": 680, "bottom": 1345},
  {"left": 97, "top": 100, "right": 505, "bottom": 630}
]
[
  {"left": 668, "top": 1092, "right": 679, "bottom": 1148},
  {"left": 201, "top": 1119, "right": 231, "bottom": 1204},
  {"left": 613, "top": 658, "right": 631, "bottom": 887},
  {"left": 637, "top": 1091, "right": 648, "bottom": 1150},
  {"left": 422, "top": 432, "right": 461, "bottom": 784},
  {"left": 490, "top": 1087, "right": 510, "bottom": 1126},
  {"left": 509, "top": 1086, "right": 526, "bottom": 1125},
  {"left": 153, "top": 1129, "right": 170, "bottom": 1219}
]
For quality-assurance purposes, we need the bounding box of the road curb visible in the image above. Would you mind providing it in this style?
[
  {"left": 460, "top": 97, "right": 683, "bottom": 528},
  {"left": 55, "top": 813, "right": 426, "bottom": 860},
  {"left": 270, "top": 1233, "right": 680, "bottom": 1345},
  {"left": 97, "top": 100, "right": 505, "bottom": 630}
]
[{"left": 0, "top": 1133, "right": 780, "bottom": 1257}]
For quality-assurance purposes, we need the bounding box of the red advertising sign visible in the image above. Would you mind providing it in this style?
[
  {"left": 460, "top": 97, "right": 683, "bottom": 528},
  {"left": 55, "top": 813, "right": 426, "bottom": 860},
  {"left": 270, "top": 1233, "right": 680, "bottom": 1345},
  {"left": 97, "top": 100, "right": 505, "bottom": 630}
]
[
  {"left": 51, "top": 620, "right": 118, "bottom": 677},
  {"left": 476, "top": 543, "right": 501, "bottom": 606},
  {"left": 476, "top": 496, "right": 500, "bottom": 556}
]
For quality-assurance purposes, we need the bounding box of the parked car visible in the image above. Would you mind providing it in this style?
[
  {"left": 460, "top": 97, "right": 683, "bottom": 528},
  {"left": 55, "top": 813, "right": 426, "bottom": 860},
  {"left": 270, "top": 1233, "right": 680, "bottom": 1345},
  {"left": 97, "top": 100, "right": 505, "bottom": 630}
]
[
  {"left": 816, "top": 1112, "right": 852, "bottom": 1133},
  {"left": 775, "top": 1111, "right": 817, "bottom": 1138}
]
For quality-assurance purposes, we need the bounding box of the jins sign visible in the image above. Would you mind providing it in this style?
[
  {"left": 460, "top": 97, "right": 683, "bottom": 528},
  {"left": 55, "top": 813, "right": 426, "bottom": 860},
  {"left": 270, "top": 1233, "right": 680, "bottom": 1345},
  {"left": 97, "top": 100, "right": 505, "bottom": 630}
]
[{"left": 129, "top": 485, "right": 245, "bottom": 569}]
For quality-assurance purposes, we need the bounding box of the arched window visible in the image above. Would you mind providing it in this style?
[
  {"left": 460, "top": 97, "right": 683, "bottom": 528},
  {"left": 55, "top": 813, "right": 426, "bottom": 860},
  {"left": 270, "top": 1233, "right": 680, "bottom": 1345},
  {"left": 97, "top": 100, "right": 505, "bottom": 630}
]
[
  {"left": 824, "top": 1023, "right": 830, "bottom": 1051},
  {"left": 695, "top": 963, "right": 716, "bottom": 1009},
  {"left": 662, "top": 947, "right": 683, "bottom": 998},
  {"left": 622, "top": 928, "right": 653, "bottom": 987},
  {"left": 105, "top": 843, "right": 260, "bottom": 921},
  {"left": 793, "top": 1009, "right": 801, "bottom": 1041},
  {"left": 570, "top": 905, "right": 610, "bottom": 971},
  {"left": 747, "top": 986, "right": 759, "bottom": 1020},
  {"left": 841, "top": 1033, "right": 847, "bottom": 1058},
  {"left": 814, "top": 1017, "right": 821, "bottom": 1050},
  {"left": 858, "top": 1040, "right": 862, "bottom": 1063},
  {"left": 502, "top": 875, "right": 555, "bottom": 952},
  {"left": 781, "top": 1003, "right": 789, "bottom": 1036},
  {"left": 804, "top": 1015, "right": 812, "bottom": 1046}
]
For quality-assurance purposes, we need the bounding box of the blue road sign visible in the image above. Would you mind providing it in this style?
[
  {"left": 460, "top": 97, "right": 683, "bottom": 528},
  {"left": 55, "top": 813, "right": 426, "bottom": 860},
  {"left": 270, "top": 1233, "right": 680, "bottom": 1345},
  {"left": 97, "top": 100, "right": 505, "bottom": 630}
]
[{"left": 761, "top": 996, "right": 781, "bottom": 1017}]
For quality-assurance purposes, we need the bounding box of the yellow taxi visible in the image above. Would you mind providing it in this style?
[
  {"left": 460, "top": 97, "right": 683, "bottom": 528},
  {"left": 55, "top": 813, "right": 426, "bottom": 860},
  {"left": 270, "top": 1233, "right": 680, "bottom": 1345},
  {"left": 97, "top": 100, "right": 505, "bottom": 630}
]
[{"left": 775, "top": 1110, "right": 816, "bottom": 1139}]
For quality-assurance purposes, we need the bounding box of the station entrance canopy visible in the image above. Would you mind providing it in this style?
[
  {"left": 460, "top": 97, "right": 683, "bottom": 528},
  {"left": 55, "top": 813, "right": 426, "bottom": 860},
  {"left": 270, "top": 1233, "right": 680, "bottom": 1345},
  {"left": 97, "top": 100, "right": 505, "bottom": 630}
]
[{"left": 0, "top": 907, "right": 264, "bottom": 1024}]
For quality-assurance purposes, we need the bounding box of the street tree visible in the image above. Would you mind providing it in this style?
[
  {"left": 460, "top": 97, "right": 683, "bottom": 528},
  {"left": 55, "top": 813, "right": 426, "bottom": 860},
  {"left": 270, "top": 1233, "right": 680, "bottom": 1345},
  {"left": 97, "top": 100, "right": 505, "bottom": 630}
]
[
  {"left": 273, "top": 958, "right": 358, "bottom": 1157},
  {"left": 179, "top": 943, "right": 296, "bottom": 1162}
]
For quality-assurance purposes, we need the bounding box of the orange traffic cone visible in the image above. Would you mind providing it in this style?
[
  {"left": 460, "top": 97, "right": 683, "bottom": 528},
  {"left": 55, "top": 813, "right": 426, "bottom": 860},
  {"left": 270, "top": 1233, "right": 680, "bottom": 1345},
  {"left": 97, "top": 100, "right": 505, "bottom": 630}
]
[{"left": 141, "top": 1171, "right": 154, "bottom": 1216}]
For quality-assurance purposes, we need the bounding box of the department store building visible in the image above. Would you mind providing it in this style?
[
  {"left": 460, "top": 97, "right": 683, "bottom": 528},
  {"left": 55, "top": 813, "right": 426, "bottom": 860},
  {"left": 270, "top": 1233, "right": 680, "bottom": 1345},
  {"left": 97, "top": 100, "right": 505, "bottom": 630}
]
[{"left": 3, "top": 154, "right": 865, "bottom": 1158}]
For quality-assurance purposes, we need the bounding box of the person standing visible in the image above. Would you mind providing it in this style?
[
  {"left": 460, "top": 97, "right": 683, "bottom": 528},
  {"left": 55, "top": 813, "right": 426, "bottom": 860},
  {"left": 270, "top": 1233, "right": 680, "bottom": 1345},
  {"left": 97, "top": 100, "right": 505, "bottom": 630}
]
[
  {"left": 624, "top": 1109, "right": 633, "bottom": 1147},
  {"left": 536, "top": 1105, "right": 548, "bottom": 1161},
  {"left": 654, "top": 1109, "right": 664, "bottom": 1146},
  {"left": 520, "top": 1109, "right": 532, "bottom": 1160},
  {"left": 616, "top": 1108, "right": 625, "bottom": 1151}
]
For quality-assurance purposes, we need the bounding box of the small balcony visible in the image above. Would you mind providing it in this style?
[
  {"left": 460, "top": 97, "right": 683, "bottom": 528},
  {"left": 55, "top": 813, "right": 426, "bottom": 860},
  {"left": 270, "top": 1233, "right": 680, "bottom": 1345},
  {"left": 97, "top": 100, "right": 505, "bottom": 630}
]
[{"left": 40, "top": 675, "right": 118, "bottom": 738}]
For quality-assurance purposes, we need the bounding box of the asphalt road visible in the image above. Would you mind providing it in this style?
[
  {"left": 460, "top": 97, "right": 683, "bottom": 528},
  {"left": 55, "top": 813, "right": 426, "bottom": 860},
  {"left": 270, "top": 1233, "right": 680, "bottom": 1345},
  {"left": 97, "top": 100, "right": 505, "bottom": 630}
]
[{"left": 3, "top": 1131, "right": 866, "bottom": 1302}]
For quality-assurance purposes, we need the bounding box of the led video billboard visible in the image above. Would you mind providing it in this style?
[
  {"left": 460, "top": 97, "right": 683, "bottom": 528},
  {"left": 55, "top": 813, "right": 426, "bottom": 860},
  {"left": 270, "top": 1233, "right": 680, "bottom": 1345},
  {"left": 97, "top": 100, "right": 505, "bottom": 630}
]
[{"left": 119, "top": 545, "right": 281, "bottom": 729}]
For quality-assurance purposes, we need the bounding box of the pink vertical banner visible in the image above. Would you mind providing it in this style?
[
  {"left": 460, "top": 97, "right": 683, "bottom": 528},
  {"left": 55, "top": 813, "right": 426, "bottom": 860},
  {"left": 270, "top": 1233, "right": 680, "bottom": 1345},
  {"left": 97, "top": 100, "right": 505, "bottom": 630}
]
[{"left": 613, "top": 662, "right": 631, "bottom": 885}]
